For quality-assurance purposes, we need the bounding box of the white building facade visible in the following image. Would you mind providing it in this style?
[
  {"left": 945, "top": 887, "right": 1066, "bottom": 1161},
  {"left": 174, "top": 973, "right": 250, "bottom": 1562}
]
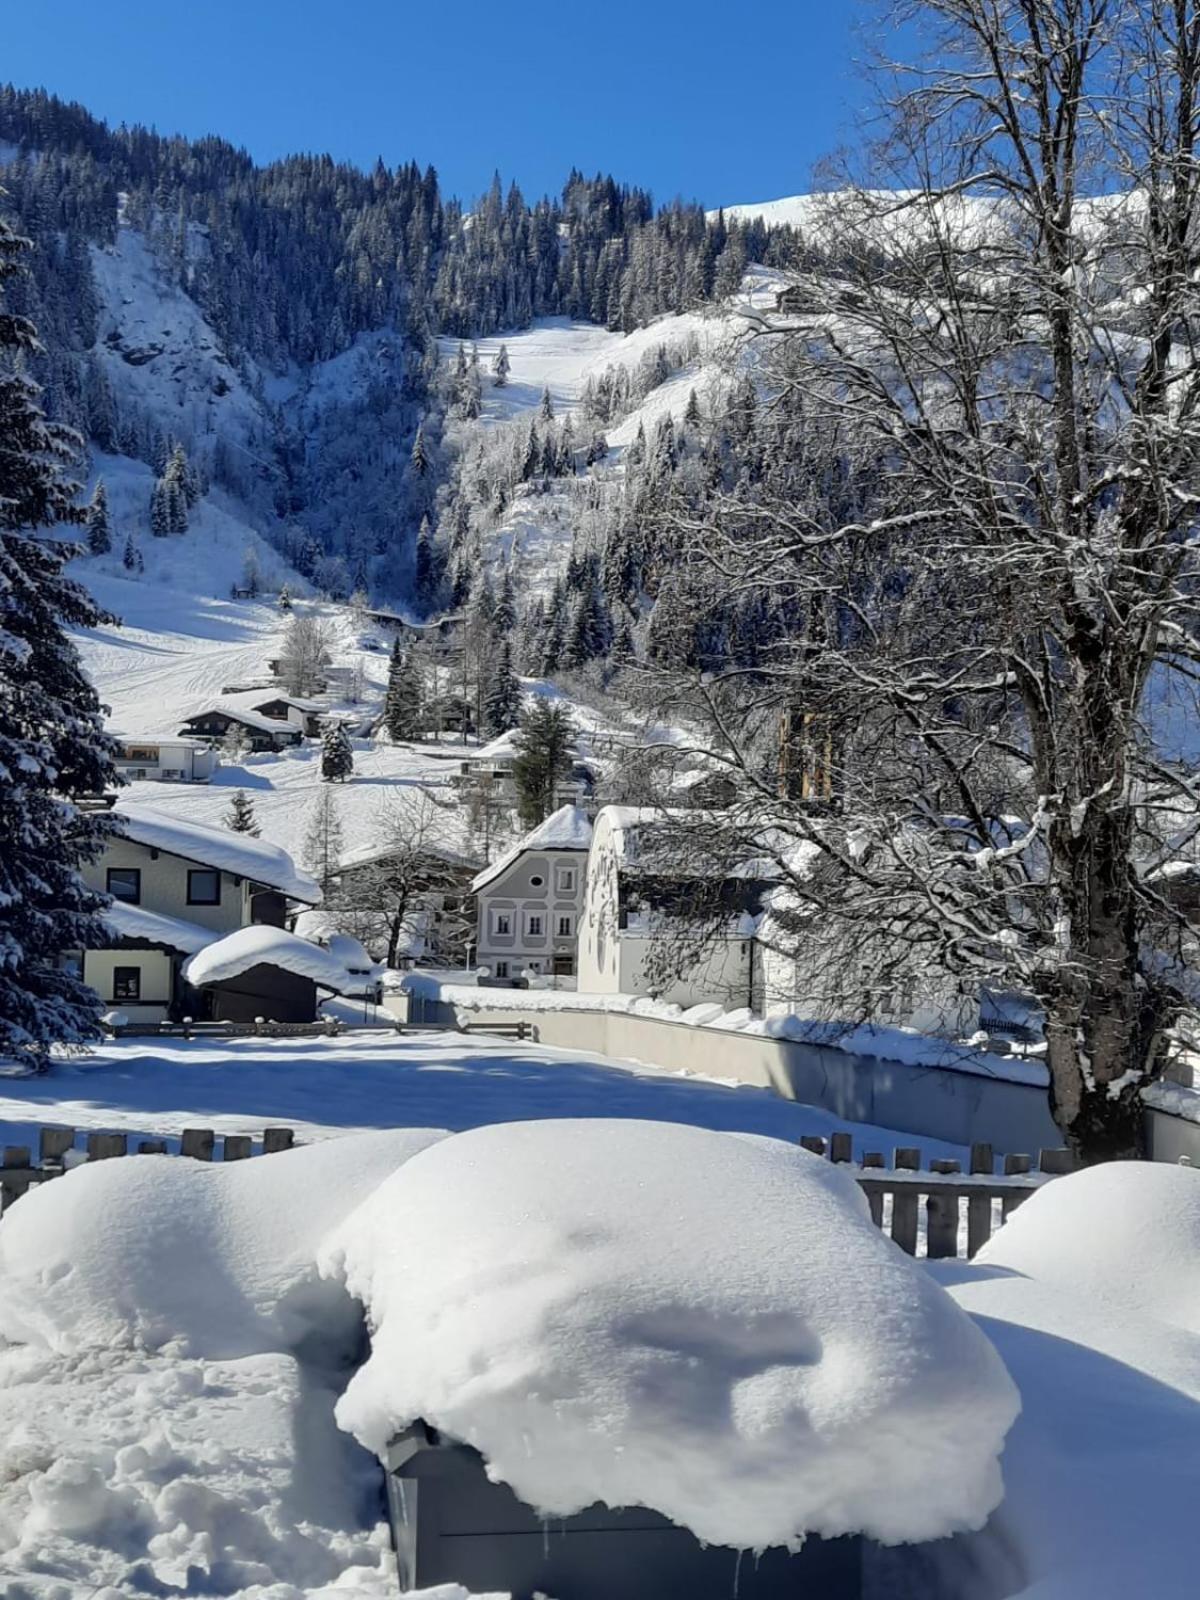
[{"left": 473, "top": 806, "right": 593, "bottom": 982}]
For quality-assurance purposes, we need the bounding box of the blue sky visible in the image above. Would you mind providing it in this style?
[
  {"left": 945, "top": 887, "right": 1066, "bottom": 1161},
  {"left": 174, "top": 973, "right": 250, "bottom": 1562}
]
[{"left": 4, "top": 0, "right": 869, "bottom": 208}]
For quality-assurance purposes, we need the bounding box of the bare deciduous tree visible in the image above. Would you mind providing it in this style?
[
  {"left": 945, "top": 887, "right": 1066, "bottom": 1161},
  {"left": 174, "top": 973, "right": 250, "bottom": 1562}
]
[{"left": 651, "top": 0, "right": 1200, "bottom": 1161}]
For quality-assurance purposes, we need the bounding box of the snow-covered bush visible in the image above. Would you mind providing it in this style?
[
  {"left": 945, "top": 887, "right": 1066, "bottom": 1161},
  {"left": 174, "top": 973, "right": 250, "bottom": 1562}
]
[{"left": 321, "top": 1118, "right": 1019, "bottom": 1551}]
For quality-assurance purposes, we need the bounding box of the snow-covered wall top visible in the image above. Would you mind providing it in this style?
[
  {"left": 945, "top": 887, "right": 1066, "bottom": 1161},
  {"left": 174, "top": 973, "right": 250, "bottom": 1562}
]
[{"left": 183, "top": 926, "right": 350, "bottom": 991}]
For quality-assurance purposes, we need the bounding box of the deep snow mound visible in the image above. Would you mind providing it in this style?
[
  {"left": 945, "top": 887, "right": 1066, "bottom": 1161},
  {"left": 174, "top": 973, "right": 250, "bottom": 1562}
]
[
  {"left": 321, "top": 1118, "right": 1019, "bottom": 1551},
  {"left": 976, "top": 1158, "right": 1200, "bottom": 1336},
  {"left": 0, "top": 1128, "right": 447, "bottom": 1358}
]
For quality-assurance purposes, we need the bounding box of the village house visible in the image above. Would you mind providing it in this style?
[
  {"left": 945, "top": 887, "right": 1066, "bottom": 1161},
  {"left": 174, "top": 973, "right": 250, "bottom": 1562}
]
[
  {"left": 112, "top": 735, "right": 215, "bottom": 784},
  {"left": 178, "top": 703, "right": 304, "bottom": 752},
  {"left": 77, "top": 801, "right": 322, "bottom": 1022},
  {"left": 576, "top": 807, "right": 765, "bottom": 1007},
  {"left": 331, "top": 837, "right": 482, "bottom": 968},
  {"left": 473, "top": 806, "right": 593, "bottom": 982},
  {"left": 452, "top": 728, "right": 596, "bottom": 812}
]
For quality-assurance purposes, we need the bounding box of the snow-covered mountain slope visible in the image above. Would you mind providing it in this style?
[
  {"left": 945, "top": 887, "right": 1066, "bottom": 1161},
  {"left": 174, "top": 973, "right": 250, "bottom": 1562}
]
[{"left": 89, "top": 225, "right": 271, "bottom": 477}]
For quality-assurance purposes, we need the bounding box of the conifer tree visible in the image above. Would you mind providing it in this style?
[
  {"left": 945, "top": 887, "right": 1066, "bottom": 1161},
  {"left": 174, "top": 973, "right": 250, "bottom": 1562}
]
[
  {"left": 224, "top": 789, "right": 260, "bottom": 836},
  {"left": 278, "top": 583, "right": 293, "bottom": 612},
  {"left": 321, "top": 720, "right": 355, "bottom": 782},
  {"left": 303, "top": 786, "right": 344, "bottom": 895},
  {"left": 85, "top": 480, "right": 111, "bottom": 555},
  {"left": 494, "top": 567, "right": 517, "bottom": 633},
  {"left": 483, "top": 639, "right": 522, "bottom": 738},
  {"left": 122, "top": 532, "right": 139, "bottom": 572},
  {"left": 384, "top": 639, "right": 424, "bottom": 741},
  {"left": 492, "top": 343, "right": 510, "bottom": 387},
  {"left": 414, "top": 514, "right": 436, "bottom": 610},
  {"left": 539, "top": 385, "right": 554, "bottom": 421},
  {"left": 512, "top": 700, "right": 576, "bottom": 827},
  {"left": 0, "top": 213, "right": 118, "bottom": 1066},
  {"left": 410, "top": 421, "right": 430, "bottom": 478}
]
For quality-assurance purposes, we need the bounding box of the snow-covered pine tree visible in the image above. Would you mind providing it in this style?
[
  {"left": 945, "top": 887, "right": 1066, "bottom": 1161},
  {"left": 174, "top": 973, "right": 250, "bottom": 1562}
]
[
  {"left": 483, "top": 639, "right": 522, "bottom": 737},
  {"left": 224, "top": 789, "right": 260, "bottom": 836},
  {"left": 494, "top": 567, "right": 517, "bottom": 633},
  {"left": 321, "top": 720, "right": 355, "bottom": 782},
  {"left": 410, "top": 421, "right": 429, "bottom": 478},
  {"left": 492, "top": 343, "right": 510, "bottom": 387},
  {"left": 384, "top": 639, "right": 424, "bottom": 741},
  {"left": 85, "top": 480, "right": 111, "bottom": 555},
  {"left": 122, "top": 532, "right": 139, "bottom": 572},
  {"left": 278, "top": 583, "right": 293, "bottom": 612},
  {"left": 414, "top": 514, "right": 436, "bottom": 611},
  {"left": 0, "top": 212, "right": 119, "bottom": 1067},
  {"left": 539, "top": 385, "right": 554, "bottom": 421}
]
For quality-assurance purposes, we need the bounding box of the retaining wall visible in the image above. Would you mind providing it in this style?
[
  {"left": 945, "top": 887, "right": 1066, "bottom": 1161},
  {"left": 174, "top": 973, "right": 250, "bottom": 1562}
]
[{"left": 400, "top": 992, "right": 1062, "bottom": 1152}]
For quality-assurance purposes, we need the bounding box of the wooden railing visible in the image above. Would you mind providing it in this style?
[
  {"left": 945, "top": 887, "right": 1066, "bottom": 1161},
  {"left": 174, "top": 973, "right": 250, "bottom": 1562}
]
[
  {"left": 1, "top": 1123, "right": 1065, "bottom": 1257},
  {"left": 798, "top": 1133, "right": 1070, "bottom": 1258}
]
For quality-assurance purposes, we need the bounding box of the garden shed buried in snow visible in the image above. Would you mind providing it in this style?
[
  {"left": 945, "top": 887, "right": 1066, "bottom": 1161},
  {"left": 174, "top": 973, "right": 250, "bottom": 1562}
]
[{"left": 384, "top": 1421, "right": 863, "bottom": 1600}]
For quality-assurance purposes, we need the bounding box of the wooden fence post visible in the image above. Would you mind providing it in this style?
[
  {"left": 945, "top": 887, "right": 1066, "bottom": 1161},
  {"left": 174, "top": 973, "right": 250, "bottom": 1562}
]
[
  {"left": 38, "top": 1127, "right": 76, "bottom": 1167},
  {"left": 926, "top": 1159, "right": 961, "bottom": 1258},
  {"left": 262, "top": 1127, "right": 295, "bottom": 1154},
  {"left": 891, "top": 1148, "right": 921, "bottom": 1255},
  {"left": 1002, "top": 1153, "right": 1033, "bottom": 1219},
  {"left": 967, "top": 1143, "right": 995, "bottom": 1258},
  {"left": 799, "top": 1135, "right": 827, "bottom": 1157},
  {"left": 180, "top": 1128, "right": 215, "bottom": 1161},
  {"left": 861, "top": 1152, "right": 885, "bottom": 1227},
  {"left": 223, "top": 1135, "right": 252, "bottom": 1161},
  {"left": 829, "top": 1131, "right": 854, "bottom": 1164},
  {"left": 85, "top": 1131, "right": 128, "bottom": 1161}
]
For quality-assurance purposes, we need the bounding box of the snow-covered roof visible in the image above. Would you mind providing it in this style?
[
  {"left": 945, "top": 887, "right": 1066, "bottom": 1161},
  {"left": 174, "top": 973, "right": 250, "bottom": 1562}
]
[
  {"left": 102, "top": 901, "right": 217, "bottom": 956},
  {"left": 111, "top": 801, "right": 321, "bottom": 903},
  {"left": 221, "top": 689, "right": 323, "bottom": 714},
  {"left": 472, "top": 805, "right": 594, "bottom": 892},
  {"left": 180, "top": 702, "right": 292, "bottom": 735},
  {"left": 473, "top": 729, "right": 521, "bottom": 763},
  {"left": 182, "top": 925, "right": 351, "bottom": 991},
  {"left": 112, "top": 733, "right": 210, "bottom": 751}
]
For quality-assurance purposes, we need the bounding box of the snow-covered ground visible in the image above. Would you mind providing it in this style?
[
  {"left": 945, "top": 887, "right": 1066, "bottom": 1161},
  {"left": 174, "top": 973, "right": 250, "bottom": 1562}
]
[{"left": 0, "top": 1029, "right": 969, "bottom": 1159}]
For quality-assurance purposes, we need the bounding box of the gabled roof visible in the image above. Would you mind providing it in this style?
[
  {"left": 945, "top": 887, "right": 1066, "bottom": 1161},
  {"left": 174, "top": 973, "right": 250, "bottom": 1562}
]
[
  {"left": 182, "top": 925, "right": 349, "bottom": 991},
  {"left": 472, "top": 805, "right": 594, "bottom": 893},
  {"left": 111, "top": 801, "right": 321, "bottom": 904}
]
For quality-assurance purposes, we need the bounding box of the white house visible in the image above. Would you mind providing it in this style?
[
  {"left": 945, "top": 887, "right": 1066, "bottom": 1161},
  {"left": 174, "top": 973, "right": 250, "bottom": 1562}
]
[
  {"left": 78, "top": 801, "right": 321, "bottom": 1022},
  {"left": 576, "top": 807, "right": 761, "bottom": 1008},
  {"left": 473, "top": 805, "right": 593, "bottom": 982},
  {"left": 112, "top": 736, "right": 215, "bottom": 784}
]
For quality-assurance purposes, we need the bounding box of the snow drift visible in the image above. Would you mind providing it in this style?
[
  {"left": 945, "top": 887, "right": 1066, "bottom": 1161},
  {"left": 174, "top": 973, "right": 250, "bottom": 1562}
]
[
  {"left": 976, "top": 1158, "right": 1200, "bottom": 1335},
  {"left": 0, "top": 1127, "right": 447, "bottom": 1357},
  {"left": 322, "top": 1118, "right": 1019, "bottom": 1551}
]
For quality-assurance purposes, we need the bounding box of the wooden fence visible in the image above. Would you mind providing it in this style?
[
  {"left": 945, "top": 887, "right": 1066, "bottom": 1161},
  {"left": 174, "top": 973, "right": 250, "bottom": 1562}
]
[
  {"left": 102, "top": 1018, "right": 534, "bottom": 1042},
  {"left": 0, "top": 1123, "right": 1064, "bottom": 1256},
  {"left": 0, "top": 1124, "right": 295, "bottom": 1211},
  {"left": 799, "top": 1133, "right": 1070, "bottom": 1257}
]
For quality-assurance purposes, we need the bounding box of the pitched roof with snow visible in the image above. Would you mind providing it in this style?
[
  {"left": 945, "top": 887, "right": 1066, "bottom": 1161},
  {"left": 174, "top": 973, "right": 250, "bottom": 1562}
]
[
  {"left": 472, "top": 805, "right": 594, "bottom": 892},
  {"left": 111, "top": 801, "right": 321, "bottom": 904},
  {"left": 102, "top": 901, "right": 218, "bottom": 956},
  {"left": 182, "top": 926, "right": 351, "bottom": 991},
  {"left": 180, "top": 702, "right": 294, "bottom": 735}
]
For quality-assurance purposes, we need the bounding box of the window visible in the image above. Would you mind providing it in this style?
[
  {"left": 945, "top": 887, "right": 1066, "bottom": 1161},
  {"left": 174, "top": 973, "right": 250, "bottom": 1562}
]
[
  {"left": 495, "top": 960, "right": 509, "bottom": 979},
  {"left": 556, "top": 866, "right": 576, "bottom": 893},
  {"left": 112, "top": 965, "right": 141, "bottom": 1001},
  {"left": 526, "top": 913, "right": 544, "bottom": 937},
  {"left": 557, "top": 915, "right": 573, "bottom": 938},
  {"left": 493, "top": 911, "right": 512, "bottom": 937},
  {"left": 107, "top": 867, "right": 141, "bottom": 904},
  {"left": 529, "top": 874, "right": 545, "bottom": 889},
  {"left": 187, "top": 868, "right": 221, "bottom": 905}
]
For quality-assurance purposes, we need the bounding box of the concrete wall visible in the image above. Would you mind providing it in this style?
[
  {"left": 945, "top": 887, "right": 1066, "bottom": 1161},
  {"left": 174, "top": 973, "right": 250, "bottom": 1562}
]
[
  {"left": 399, "top": 993, "right": 1062, "bottom": 1153},
  {"left": 1145, "top": 1104, "right": 1200, "bottom": 1164}
]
